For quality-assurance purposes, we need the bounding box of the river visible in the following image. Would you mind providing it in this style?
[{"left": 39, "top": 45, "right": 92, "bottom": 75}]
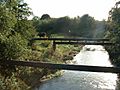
[{"left": 35, "top": 45, "right": 118, "bottom": 90}]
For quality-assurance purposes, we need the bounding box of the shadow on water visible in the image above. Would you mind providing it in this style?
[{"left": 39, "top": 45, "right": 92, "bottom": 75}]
[{"left": 35, "top": 45, "right": 120, "bottom": 90}]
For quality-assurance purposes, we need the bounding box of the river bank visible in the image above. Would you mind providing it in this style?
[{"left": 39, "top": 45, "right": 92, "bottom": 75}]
[
  {"left": 32, "top": 45, "right": 82, "bottom": 89},
  {"left": 24, "top": 43, "right": 82, "bottom": 89},
  {"left": 36, "top": 45, "right": 117, "bottom": 90},
  {"left": 0, "top": 39, "right": 82, "bottom": 90}
]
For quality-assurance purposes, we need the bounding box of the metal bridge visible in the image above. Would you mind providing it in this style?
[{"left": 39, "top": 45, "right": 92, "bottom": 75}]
[
  {"left": 1, "top": 38, "right": 117, "bottom": 74},
  {"left": 31, "top": 38, "right": 113, "bottom": 50},
  {"left": 1, "top": 60, "right": 120, "bottom": 73}
]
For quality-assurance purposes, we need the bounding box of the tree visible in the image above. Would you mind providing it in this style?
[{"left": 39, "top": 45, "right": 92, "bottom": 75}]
[
  {"left": 78, "top": 14, "right": 96, "bottom": 38},
  {"left": 69, "top": 16, "right": 80, "bottom": 36},
  {"left": 94, "top": 20, "right": 106, "bottom": 38},
  {"left": 40, "top": 14, "right": 51, "bottom": 20},
  {"left": 105, "top": 1, "right": 120, "bottom": 66},
  {"left": 0, "top": 0, "right": 37, "bottom": 77},
  {"left": 53, "top": 16, "right": 71, "bottom": 35},
  {"left": 0, "top": 0, "right": 17, "bottom": 36},
  {"left": 33, "top": 15, "right": 98, "bottom": 37}
]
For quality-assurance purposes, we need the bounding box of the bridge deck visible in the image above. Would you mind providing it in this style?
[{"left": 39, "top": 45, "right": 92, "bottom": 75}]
[
  {"left": 31, "top": 38, "right": 113, "bottom": 46},
  {"left": 54, "top": 41, "right": 113, "bottom": 45},
  {"left": 1, "top": 60, "right": 120, "bottom": 73},
  {"left": 31, "top": 38, "right": 110, "bottom": 41}
]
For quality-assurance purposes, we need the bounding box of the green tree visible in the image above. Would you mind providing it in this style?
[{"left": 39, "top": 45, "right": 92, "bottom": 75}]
[
  {"left": 40, "top": 14, "right": 51, "bottom": 20},
  {"left": 78, "top": 14, "right": 96, "bottom": 38},
  {"left": 15, "top": 19, "right": 36, "bottom": 39},
  {"left": 94, "top": 20, "right": 106, "bottom": 38},
  {"left": 0, "top": 0, "right": 17, "bottom": 36},
  {"left": 0, "top": 0, "right": 36, "bottom": 77},
  {"left": 53, "top": 16, "right": 71, "bottom": 35},
  {"left": 69, "top": 16, "right": 80, "bottom": 36},
  {"left": 32, "top": 14, "right": 97, "bottom": 38},
  {"left": 105, "top": 1, "right": 120, "bottom": 65}
]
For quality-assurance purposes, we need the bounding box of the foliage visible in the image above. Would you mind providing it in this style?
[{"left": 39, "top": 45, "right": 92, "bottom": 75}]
[
  {"left": 0, "top": 0, "right": 38, "bottom": 89},
  {"left": 0, "top": 0, "right": 106, "bottom": 89},
  {"left": 0, "top": 1, "right": 17, "bottom": 36},
  {"left": 0, "top": 0, "right": 36, "bottom": 71},
  {"left": 0, "top": 74, "right": 29, "bottom": 90},
  {"left": 0, "top": 33, "right": 27, "bottom": 60},
  {"left": 33, "top": 14, "right": 100, "bottom": 38},
  {"left": 77, "top": 14, "right": 96, "bottom": 37},
  {"left": 15, "top": 19, "right": 37, "bottom": 39},
  {"left": 105, "top": 1, "right": 120, "bottom": 65},
  {"left": 95, "top": 20, "right": 106, "bottom": 38},
  {"left": 40, "top": 14, "right": 51, "bottom": 20}
]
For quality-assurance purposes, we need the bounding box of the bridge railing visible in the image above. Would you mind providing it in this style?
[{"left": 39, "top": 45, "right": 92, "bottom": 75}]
[
  {"left": 30, "top": 38, "right": 113, "bottom": 50},
  {"left": 31, "top": 38, "right": 110, "bottom": 42},
  {"left": 1, "top": 60, "right": 120, "bottom": 73}
]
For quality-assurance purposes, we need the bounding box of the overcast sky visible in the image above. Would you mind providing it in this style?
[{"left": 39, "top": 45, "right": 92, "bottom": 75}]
[{"left": 25, "top": 0, "right": 116, "bottom": 20}]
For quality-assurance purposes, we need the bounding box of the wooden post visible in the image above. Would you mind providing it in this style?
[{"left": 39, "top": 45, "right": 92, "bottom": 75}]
[{"left": 53, "top": 40, "right": 56, "bottom": 51}]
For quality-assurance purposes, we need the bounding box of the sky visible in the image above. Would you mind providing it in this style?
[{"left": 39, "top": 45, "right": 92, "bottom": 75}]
[{"left": 25, "top": 0, "right": 116, "bottom": 21}]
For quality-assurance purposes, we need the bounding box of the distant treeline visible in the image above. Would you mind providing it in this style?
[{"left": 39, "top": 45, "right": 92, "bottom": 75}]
[{"left": 32, "top": 14, "right": 106, "bottom": 38}]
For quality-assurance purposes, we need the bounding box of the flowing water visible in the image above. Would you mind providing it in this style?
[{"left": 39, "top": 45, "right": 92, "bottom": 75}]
[{"left": 35, "top": 45, "right": 118, "bottom": 90}]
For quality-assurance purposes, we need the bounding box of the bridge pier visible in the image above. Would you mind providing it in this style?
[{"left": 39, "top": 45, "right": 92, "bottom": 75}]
[{"left": 53, "top": 40, "right": 56, "bottom": 51}]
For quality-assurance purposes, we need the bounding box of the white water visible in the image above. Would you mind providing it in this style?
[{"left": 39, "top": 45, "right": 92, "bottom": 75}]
[{"left": 36, "top": 45, "right": 117, "bottom": 90}]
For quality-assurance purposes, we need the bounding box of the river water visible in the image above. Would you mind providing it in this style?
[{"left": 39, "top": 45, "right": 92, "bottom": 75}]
[{"left": 36, "top": 45, "right": 118, "bottom": 90}]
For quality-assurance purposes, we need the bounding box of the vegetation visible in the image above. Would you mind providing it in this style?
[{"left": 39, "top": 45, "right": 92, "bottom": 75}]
[
  {"left": 0, "top": 1, "right": 81, "bottom": 89},
  {"left": 32, "top": 14, "right": 105, "bottom": 38},
  {"left": 0, "top": 0, "right": 110, "bottom": 90},
  {"left": 105, "top": 1, "right": 120, "bottom": 66}
]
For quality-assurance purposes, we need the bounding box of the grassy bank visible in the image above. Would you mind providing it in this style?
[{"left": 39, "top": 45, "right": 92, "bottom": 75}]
[{"left": 0, "top": 40, "right": 82, "bottom": 90}]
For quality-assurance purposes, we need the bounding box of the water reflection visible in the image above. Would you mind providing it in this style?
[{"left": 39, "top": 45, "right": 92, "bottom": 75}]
[{"left": 36, "top": 45, "right": 118, "bottom": 90}]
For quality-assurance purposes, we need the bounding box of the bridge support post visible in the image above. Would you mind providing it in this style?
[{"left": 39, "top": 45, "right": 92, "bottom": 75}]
[{"left": 53, "top": 40, "right": 56, "bottom": 51}]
